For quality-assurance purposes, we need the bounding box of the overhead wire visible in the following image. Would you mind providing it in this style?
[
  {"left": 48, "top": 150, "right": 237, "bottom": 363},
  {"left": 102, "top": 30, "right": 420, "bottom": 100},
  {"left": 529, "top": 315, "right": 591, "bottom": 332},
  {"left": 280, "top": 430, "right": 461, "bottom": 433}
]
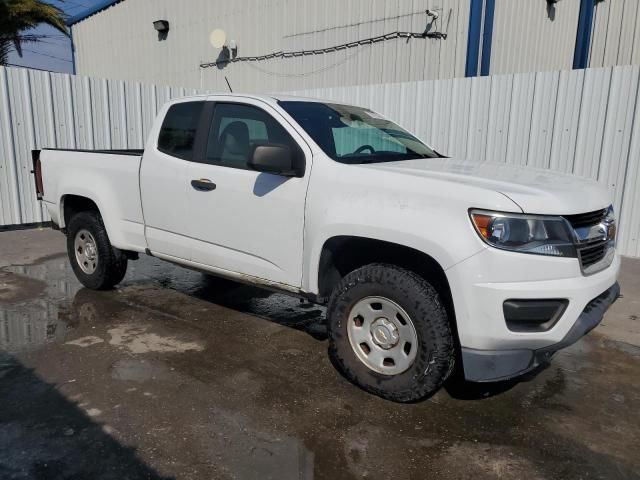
[
  {"left": 5, "top": 62, "right": 68, "bottom": 73},
  {"left": 21, "top": 48, "right": 73, "bottom": 63}
]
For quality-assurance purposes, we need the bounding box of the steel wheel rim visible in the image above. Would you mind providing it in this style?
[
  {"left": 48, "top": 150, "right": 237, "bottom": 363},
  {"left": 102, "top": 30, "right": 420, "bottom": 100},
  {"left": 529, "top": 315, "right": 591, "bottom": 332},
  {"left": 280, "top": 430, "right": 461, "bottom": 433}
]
[
  {"left": 74, "top": 229, "right": 99, "bottom": 274},
  {"left": 347, "top": 296, "right": 418, "bottom": 375}
]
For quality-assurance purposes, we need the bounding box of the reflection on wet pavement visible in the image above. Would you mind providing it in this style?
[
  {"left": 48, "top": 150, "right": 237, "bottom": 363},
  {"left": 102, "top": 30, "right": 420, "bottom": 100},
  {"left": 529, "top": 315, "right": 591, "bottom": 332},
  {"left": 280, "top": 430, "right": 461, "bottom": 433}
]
[
  {"left": 1, "top": 253, "right": 639, "bottom": 479},
  {"left": 0, "top": 254, "right": 326, "bottom": 352}
]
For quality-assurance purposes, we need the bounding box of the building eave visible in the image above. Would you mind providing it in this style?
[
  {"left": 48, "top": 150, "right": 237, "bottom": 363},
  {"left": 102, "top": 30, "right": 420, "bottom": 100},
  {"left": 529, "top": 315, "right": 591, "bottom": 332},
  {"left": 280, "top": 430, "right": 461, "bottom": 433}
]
[{"left": 66, "top": 0, "right": 126, "bottom": 26}]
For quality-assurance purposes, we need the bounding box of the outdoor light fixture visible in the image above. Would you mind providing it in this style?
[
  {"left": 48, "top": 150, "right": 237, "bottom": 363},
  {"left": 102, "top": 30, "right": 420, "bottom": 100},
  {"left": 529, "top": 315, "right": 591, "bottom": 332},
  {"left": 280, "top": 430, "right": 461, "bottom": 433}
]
[
  {"left": 153, "top": 20, "right": 170, "bottom": 32},
  {"left": 227, "top": 39, "right": 238, "bottom": 58}
]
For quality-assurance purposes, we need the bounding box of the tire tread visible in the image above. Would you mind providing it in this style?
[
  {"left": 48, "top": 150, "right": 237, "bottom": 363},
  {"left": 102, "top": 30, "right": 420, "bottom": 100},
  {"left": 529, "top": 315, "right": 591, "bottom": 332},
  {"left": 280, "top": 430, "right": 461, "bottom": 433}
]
[
  {"left": 66, "top": 211, "right": 127, "bottom": 290},
  {"left": 327, "top": 263, "right": 455, "bottom": 402}
]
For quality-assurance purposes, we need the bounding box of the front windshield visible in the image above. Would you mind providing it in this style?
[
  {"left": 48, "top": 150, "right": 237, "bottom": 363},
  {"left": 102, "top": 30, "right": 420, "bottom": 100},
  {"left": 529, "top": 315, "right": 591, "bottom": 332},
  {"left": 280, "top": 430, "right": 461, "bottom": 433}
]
[{"left": 279, "top": 101, "right": 440, "bottom": 164}]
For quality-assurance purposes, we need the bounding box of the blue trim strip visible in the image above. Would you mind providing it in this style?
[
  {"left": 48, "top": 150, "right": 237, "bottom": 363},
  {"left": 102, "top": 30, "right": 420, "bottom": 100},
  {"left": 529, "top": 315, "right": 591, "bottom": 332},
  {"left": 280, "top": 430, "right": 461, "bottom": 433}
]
[
  {"left": 573, "top": 0, "right": 595, "bottom": 69},
  {"left": 465, "top": 0, "right": 484, "bottom": 77},
  {"left": 480, "top": 0, "right": 495, "bottom": 76},
  {"left": 66, "top": 0, "right": 124, "bottom": 26},
  {"left": 70, "top": 28, "right": 76, "bottom": 74}
]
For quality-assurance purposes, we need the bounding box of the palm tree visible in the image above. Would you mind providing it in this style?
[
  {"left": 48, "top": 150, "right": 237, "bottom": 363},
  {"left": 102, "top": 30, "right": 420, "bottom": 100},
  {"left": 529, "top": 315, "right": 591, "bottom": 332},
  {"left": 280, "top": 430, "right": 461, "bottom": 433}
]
[{"left": 0, "top": 0, "right": 68, "bottom": 65}]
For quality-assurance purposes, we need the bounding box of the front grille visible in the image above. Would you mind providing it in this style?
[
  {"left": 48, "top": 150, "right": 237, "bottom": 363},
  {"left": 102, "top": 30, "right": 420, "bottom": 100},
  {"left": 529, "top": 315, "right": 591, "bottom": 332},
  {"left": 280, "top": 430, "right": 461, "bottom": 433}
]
[
  {"left": 563, "top": 209, "right": 607, "bottom": 228},
  {"left": 562, "top": 208, "right": 613, "bottom": 274},
  {"left": 578, "top": 241, "right": 608, "bottom": 269}
]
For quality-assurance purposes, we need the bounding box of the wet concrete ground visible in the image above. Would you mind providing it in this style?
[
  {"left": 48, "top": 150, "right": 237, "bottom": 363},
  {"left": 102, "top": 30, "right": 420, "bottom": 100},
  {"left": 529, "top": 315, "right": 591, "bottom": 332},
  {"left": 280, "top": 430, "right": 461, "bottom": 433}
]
[{"left": 1, "top": 228, "right": 639, "bottom": 480}]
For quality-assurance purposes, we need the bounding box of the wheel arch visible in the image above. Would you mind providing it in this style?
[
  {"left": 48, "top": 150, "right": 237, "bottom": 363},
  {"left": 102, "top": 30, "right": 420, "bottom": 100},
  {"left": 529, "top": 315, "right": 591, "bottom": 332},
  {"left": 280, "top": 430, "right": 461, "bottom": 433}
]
[
  {"left": 317, "top": 235, "right": 461, "bottom": 375},
  {"left": 60, "top": 194, "right": 101, "bottom": 230},
  {"left": 317, "top": 236, "right": 455, "bottom": 324}
]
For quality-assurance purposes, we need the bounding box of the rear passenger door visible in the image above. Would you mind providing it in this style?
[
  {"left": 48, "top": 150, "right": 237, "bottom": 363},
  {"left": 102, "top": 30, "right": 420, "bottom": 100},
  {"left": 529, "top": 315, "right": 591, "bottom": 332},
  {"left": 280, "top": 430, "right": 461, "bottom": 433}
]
[
  {"left": 140, "top": 100, "right": 206, "bottom": 260},
  {"left": 186, "top": 98, "right": 312, "bottom": 288}
]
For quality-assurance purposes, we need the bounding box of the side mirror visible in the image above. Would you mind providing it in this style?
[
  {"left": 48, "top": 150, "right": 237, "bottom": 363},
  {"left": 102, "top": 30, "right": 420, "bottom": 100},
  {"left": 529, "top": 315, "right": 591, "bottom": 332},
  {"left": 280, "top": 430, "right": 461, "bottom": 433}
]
[{"left": 248, "top": 144, "right": 303, "bottom": 177}]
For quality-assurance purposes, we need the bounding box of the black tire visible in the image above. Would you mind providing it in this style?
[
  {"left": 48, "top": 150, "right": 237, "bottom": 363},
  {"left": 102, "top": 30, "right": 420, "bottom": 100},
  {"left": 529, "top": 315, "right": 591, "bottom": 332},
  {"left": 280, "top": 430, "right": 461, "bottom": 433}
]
[
  {"left": 327, "top": 263, "right": 455, "bottom": 402},
  {"left": 66, "top": 211, "right": 128, "bottom": 290}
]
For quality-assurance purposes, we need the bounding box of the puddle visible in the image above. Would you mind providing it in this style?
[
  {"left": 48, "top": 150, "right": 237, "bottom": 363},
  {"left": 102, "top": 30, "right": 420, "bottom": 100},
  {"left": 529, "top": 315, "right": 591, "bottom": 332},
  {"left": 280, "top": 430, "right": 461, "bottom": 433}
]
[
  {"left": 0, "top": 258, "right": 83, "bottom": 353},
  {"left": 0, "top": 271, "right": 47, "bottom": 303},
  {"left": 0, "top": 298, "right": 72, "bottom": 353},
  {"left": 0, "top": 254, "right": 326, "bottom": 353}
]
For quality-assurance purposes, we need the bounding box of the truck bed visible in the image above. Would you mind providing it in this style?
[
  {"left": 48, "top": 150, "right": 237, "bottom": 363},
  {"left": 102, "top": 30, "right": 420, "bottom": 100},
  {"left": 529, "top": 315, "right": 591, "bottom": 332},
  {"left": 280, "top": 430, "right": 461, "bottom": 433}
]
[
  {"left": 37, "top": 148, "right": 147, "bottom": 252},
  {"left": 42, "top": 148, "right": 144, "bottom": 156}
]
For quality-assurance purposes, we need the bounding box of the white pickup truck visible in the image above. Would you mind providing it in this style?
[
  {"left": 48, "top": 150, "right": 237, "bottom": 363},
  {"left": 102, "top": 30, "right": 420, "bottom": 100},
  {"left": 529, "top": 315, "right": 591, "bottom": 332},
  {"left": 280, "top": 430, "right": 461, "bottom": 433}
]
[{"left": 33, "top": 94, "right": 620, "bottom": 402}]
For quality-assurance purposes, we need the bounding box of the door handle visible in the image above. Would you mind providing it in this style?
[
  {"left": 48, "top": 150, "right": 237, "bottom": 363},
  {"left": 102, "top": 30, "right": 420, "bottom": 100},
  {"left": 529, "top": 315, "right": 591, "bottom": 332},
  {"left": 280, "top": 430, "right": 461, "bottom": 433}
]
[{"left": 191, "top": 178, "right": 216, "bottom": 191}]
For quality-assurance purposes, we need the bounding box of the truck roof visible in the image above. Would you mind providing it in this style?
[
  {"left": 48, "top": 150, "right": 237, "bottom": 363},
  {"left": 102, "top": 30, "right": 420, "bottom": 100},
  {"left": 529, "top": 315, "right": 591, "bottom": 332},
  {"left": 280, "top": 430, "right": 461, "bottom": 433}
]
[{"left": 167, "top": 93, "right": 353, "bottom": 108}]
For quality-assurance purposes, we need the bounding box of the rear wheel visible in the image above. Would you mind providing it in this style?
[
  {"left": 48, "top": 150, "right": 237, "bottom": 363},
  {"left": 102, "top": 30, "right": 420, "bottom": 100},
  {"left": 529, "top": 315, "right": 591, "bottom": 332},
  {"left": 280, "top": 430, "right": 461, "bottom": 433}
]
[
  {"left": 327, "top": 264, "right": 455, "bottom": 402},
  {"left": 66, "top": 211, "right": 128, "bottom": 290}
]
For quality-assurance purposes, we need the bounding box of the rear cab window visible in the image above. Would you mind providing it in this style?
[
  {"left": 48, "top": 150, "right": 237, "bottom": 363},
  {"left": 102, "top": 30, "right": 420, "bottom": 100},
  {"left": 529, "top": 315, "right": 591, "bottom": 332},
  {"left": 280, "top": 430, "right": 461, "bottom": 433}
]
[{"left": 157, "top": 102, "right": 205, "bottom": 160}]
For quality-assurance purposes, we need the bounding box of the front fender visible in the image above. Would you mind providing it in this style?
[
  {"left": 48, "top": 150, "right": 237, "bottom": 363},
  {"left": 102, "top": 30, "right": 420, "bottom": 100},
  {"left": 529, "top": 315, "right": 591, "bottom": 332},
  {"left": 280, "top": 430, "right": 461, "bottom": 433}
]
[{"left": 301, "top": 158, "right": 520, "bottom": 295}]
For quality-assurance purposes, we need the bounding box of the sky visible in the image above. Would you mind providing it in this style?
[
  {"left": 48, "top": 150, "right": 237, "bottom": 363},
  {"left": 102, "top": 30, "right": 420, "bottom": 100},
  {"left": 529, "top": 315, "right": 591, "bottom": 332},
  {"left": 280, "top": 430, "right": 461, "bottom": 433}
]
[{"left": 6, "top": 0, "right": 105, "bottom": 74}]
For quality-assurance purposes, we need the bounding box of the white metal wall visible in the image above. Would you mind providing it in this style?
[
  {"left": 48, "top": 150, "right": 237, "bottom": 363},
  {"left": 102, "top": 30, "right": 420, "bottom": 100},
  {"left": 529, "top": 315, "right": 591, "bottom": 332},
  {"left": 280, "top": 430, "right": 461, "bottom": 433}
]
[
  {"left": 589, "top": 0, "right": 640, "bottom": 68},
  {"left": 290, "top": 65, "right": 640, "bottom": 258},
  {"left": 1, "top": 64, "right": 640, "bottom": 258},
  {"left": 489, "top": 0, "right": 581, "bottom": 75},
  {"left": 71, "top": 0, "right": 469, "bottom": 92},
  {"left": 70, "top": 0, "right": 640, "bottom": 90},
  {"left": 0, "top": 65, "right": 204, "bottom": 227}
]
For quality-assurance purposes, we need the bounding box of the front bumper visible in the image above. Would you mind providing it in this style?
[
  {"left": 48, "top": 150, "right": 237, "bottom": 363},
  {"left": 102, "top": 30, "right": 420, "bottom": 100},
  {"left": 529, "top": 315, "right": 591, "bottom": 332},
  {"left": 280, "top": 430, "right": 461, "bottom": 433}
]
[
  {"left": 445, "top": 245, "right": 620, "bottom": 382},
  {"left": 461, "top": 282, "right": 620, "bottom": 382}
]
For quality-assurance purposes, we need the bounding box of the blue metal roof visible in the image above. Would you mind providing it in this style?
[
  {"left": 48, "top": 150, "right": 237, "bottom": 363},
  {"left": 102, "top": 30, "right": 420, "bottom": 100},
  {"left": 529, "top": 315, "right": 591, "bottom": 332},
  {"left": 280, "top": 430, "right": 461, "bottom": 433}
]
[{"left": 66, "top": 0, "right": 125, "bottom": 26}]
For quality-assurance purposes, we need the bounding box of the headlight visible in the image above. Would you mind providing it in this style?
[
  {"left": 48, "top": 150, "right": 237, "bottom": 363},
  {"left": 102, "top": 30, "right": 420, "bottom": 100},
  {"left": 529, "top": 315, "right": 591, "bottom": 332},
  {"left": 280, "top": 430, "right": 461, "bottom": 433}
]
[
  {"left": 604, "top": 205, "right": 616, "bottom": 242},
  {"left": 469, "top": 210, "right": 576, "bottom": 257}
]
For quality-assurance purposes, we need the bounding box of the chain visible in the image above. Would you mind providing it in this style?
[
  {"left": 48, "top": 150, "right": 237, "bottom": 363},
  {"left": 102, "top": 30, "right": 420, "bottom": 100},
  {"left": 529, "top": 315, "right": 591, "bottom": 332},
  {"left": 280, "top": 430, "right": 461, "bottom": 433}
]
[{"left": 200, "top": 30, "right": 447, "bottom": 69}]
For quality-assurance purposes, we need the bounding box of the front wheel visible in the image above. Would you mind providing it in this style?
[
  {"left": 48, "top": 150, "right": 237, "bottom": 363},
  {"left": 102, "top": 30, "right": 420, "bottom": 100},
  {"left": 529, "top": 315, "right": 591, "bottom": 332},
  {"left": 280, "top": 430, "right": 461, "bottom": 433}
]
[
  {"left": 327, "top": 264, "right": 455, "bottom": 402},
  {"left": 66, "top": 211, "right": 128, "bottom": 290}
]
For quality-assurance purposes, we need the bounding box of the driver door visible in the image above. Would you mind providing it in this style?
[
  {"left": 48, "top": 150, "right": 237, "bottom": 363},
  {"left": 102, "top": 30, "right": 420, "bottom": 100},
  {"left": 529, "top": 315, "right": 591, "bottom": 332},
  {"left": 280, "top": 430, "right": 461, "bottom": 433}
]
[{"left": 185, "top": 98, "right": 312, "bottom": 288}]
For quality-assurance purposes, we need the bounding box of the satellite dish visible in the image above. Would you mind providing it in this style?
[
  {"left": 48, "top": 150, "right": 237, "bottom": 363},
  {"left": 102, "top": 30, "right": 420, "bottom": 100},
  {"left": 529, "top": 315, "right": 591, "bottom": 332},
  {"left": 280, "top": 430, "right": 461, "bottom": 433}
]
[{"left": 210, "top": 29, "right": 227, "bottom": 49}]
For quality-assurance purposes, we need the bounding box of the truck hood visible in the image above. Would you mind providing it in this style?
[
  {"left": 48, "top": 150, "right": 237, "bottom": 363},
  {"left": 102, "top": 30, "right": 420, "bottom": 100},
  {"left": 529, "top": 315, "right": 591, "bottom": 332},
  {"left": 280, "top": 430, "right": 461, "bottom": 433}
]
[{"left": 363, "top": 158, "right": 611, "bottom": 215}]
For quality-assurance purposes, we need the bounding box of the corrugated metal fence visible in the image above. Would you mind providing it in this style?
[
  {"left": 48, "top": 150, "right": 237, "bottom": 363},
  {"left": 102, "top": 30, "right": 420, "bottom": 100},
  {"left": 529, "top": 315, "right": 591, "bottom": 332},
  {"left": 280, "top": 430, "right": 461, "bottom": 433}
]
[
  {"left": 0, "top": 65, "right": 205, "bottom": 228},
  {"left": 292, "top": 65, "right": 640, "bottom": 258},
  {"left": 1, "top": 64, "right": 639, "bottom": 258}
]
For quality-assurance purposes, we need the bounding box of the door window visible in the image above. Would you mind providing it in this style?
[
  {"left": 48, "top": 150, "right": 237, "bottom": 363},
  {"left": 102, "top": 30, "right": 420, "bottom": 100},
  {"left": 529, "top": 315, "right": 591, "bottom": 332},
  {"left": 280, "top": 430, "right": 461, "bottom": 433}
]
[
  {"left": 157, "top": 101, "right": 204, "bottom": 160},
  {"left": 205, "top": 103, "right": 301, "bottom": 170}
]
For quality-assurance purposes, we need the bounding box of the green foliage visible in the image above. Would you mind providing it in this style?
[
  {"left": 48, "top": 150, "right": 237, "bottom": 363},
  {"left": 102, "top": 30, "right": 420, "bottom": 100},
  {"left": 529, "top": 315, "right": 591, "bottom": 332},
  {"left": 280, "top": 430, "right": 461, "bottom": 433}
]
[{"left": 0, "top": 0, "right": 68, "bottom": 65}]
